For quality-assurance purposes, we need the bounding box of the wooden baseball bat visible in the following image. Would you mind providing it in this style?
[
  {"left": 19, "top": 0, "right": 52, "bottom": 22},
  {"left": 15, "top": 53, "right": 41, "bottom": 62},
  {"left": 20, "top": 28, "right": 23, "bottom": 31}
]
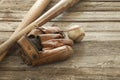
[
  {"left": 0, "top": 0, "right": 50, "bottom": 61},
  {"left": 0, "top": 0, "right": 79, "bottom": 59}
]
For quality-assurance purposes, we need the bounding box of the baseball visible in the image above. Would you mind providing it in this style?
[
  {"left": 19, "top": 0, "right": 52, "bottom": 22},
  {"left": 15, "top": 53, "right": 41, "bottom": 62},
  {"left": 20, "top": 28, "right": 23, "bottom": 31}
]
[{"left": 67, "top": 25, "right": 85, "bottom": 42}]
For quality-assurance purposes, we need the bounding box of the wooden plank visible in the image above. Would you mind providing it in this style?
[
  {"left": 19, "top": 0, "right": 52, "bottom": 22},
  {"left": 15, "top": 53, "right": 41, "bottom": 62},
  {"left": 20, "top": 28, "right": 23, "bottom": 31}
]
[
  {"left": 0, "top": 11, "right": 120, "bottom": 22},
  {"left": 45, "top": 2, "right": 120, "bottom": 12},
  {"left": 53, "top": 12, "right": 120, "bottom": 22},
  {"left": 0, "top": 32, "right": 12, "bottom": 44},
  {"left": 0, "top": 21, "right": 120, "bottom": 43},
  {"left": 1, "top": 1, "right": 120, "bottom": 11},
  {"left": 84, "top": 32, "right": 120, "bottom": 41},
  {"left": 45, "top": 22, "right": 120, "bottom": 32},
  {"left": 0, "top": 21, "right": 120, "bottom": 42},
  {"left": 3, "top": 41, "right": 120, "bottom": 56},
  {"left": 76, "top": 76, "right": 120, "bottom": 80},
  {"left": 0, "top": 70, "right": 120, "bottom": 80},
  {"left": 87, "top": 0, "right": 120, "bottom": 1},
  {"left": 0, "top": 22, "right": 17, "bottom": 31},
  {"left": 1, "top": 55, "right": 120, "bottom": 71},
  {"left": 0, "top": 41, "right": 120, "bottom": 70},
  {"left": 0, "top": 0, "right": 120, "bottom": 11},
  {"left": 0, "top": 11, "right": 24, "bottom": 22},
  {"left": 0, "top": 72, "right": 74, "bottom": 80},
  {"left": 69, "top": 2, "right": 120, "bottom": 11},
  {"left": 1, "top": 22, "right": 120, "bottom": 32},
  {"left": 0, "top": 56, "right": 120, "bottom": 72},
  {"left": 0, "top": 31, "right": 120, "bottom": 44}
]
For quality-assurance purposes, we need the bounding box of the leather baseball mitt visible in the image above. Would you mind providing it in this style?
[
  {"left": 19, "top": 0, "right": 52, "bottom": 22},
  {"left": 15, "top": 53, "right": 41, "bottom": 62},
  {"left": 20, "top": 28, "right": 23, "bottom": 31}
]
[{"left": 17, "top": 26, "right": 74, "bottom": 66}]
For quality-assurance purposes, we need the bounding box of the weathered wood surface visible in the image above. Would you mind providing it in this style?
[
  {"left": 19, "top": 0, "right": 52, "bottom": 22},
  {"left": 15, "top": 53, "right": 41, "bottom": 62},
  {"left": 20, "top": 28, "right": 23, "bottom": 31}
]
[
  {"left": 0, "top": 0, "right": 120, "bottom": 80},
  {"left": 1, "top": 11, "right": 120, "bottom": 22}
]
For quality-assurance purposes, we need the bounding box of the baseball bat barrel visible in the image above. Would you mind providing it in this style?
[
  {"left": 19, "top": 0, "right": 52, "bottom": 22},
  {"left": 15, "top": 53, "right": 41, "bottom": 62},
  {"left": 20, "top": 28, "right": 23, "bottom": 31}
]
[{"left": 0, "top": 0, "right": 79, "bottom": 57}]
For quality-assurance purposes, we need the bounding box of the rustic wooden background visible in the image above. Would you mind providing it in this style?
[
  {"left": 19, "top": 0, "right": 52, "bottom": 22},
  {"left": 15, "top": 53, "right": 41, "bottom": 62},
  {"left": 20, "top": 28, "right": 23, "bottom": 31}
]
[{"left": 0, "top": 0, "right": 120, "bottom": 80}]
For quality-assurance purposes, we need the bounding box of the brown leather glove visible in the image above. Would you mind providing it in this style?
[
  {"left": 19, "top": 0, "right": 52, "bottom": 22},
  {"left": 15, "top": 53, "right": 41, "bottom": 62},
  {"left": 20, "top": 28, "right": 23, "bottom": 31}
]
[{"left": 17, "top": 26, "right": 74, "bottom": 66}]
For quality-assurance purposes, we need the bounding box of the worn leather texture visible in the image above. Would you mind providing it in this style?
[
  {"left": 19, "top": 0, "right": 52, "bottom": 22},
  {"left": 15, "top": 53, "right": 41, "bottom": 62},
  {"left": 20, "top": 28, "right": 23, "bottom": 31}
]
[{"left": 17, "top": 26, "right": 74, "bottom": 66}]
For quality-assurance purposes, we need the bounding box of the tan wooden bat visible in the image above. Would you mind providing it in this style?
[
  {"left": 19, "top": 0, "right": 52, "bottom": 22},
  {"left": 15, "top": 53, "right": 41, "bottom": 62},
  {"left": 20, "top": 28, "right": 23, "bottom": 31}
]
[
  {"left": 0, "top": 0, "right": 79, "bottom": 60},
  {"left": 0, "top": 0, "right": 50, "bottom": 61}
]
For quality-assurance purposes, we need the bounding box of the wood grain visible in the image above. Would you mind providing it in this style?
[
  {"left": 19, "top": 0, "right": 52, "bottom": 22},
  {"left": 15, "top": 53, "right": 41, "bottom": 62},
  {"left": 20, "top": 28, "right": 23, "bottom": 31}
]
[
  {"left": 1, "top": 11, "right": 120, "bottom": 22},
  {"left": 1, "top": 22, "right": 120, "bottom": 32},
  {"left": 0, "top": 71, "right": 119, "bottom": 80},
  {"left": 1, "top": 1, "right": 120, "bottom": 11},
  {"left": 0, "top": 0, "right": 120, "bottom": 79}
]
